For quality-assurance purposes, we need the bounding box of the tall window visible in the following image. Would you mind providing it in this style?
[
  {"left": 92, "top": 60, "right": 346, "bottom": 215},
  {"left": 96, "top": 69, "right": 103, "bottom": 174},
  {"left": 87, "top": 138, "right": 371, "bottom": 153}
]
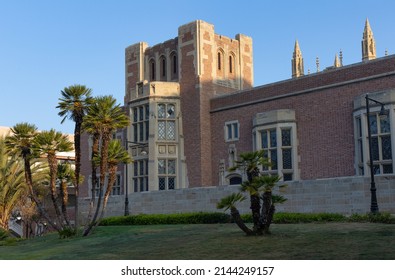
[
  {"left": 160, "top": 56, "right": 166, "bottom": 81},
  {"left": 260, "top": 128, "right": 294, "bottom": 181},
  {"left": 217, "top": 52, "right": 222, "bottom": 70},
  {"left": 229, "top": 55, "right": 233, "bottom": 73},
  {"left": 150, "top": 59, "right": 156, "bottom": 81},
  {"left": 225, "top": 121, "right": 239, "bottom": 142},
  {"left": 158, "top": 159, "right": 176, "bottom": 190},
  {"left": 157, "top": 103, "right": 176, "bottom": 141},
  {"left": 133, "top": 159, "right": 148, "bottom": 192},
  {"left": 253, "top": 109, "right": 298, "bottom": 181},
  {"left": 170, "top": 52, "right": 178, "bottom": 80},
  {"left": 112, "top": 174, "right": 122, "bottom": 195},
  {"left": 132, "top": 104, "right": 149, "bottom": 143},
  {"left": 355, "top": 111, "right": 393, "bottom": 175}
]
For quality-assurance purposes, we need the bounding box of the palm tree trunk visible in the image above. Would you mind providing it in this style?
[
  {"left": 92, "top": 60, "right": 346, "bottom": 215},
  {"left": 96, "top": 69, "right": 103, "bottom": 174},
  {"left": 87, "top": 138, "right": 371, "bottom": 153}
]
[
  {"left": 59, "top": 180, "right": 70, "bottom": 226},
  {"left": 230, "top": 207, "right": 253, "bottom": 236},
  {"left": 260, "top": 191, "right": 274, "bottom": 234},
  {"left": 23, "top": 156, "right": 60, "bottom": 231},
  {"left": 73, "top": 121, "right": 82, "bottom": 229},
  {"left": 98, "top": 165, "right": 117, "bottom": 222},
  {"left": 47, "top": 153, "right": 63, "bottom": 228},
  {"left": 84, "top": 133, "right": 99, "bottom": 233}
]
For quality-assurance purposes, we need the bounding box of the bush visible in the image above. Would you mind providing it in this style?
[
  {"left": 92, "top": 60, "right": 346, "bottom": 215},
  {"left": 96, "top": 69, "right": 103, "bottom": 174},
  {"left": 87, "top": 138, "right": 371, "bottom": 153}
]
[
  {"left": 348, "top": 212, "right": 395, "bottom": 224},
  {"left": 100, "top": 212, "right": 395, "bottom": 226},
  {"left": 0, "top": 228, "right": 9, "bottom": 241},
  {"left": 100, "top": 212, "right": 231, "bottom": 226}
]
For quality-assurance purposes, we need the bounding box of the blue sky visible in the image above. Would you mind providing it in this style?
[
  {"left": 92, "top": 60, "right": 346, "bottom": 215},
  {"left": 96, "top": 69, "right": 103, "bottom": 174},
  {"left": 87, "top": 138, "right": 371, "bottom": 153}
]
[{"left": 1, "top": 0, "right": 395, "bottom": 134}]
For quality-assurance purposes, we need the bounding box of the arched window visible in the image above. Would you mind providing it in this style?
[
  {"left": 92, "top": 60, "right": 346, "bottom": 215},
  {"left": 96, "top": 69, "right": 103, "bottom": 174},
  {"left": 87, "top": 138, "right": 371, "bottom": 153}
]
[
  {"left": 149, "top": 59, "right": 156, "bottom": 81},
  {"left": 160, "top": 56, "right": 166, "bottom": 81},
  {"left": 170, "top": 52, "right": 178, "bottom": 80},
  {"left": 217, "top": 52, "right": 222, "bottom": 70},
  {"left": 229, "top": 55, "right": 233, "bottom": 73}
]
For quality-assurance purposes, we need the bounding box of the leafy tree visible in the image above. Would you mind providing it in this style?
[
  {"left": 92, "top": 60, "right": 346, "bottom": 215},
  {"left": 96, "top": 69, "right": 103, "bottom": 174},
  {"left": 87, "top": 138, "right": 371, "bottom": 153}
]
[
  {"left": 33, "top": 129, "right": 73, "bottom": 230},
  {"left": 0, "top": 138, "right": 27, "bottom": 230},
  {"left": 82, "top": 95, "right": 130, "bottom": 236},
  {"left": 5, "top": 123, "right": 60, "bottom": 231},
  {"left": 217, "top": 150, "right": 287, "bottom": 235},
  {"left": 57, "top": 84, "right": 93, "bottom": 228}
]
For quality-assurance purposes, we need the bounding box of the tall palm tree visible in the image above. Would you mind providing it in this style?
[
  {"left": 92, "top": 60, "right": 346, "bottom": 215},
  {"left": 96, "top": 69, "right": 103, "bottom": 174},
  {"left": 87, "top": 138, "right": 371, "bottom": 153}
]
[
  {"left": 33, "top": 129, "right": 73, "bottom": 228},
  {"left": 82, "top": 95, "right": 130, "bottom": 236},
  {"left": 57, "top": 84, "right": 93, "bottom": 228},
  {"left": 5, "top": 123, "right": 60, "bottom": 231},
  {"left": 0, "top": 139, "right": 27, "bottom": 230}
]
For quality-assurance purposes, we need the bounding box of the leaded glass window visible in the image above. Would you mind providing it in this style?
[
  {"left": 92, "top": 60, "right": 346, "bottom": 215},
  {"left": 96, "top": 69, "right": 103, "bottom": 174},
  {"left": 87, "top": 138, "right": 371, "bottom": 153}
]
[
  {"left": 132, "top": 105, "right": 149, "bottom": 143},
  {"left": 133, "top": 159, "right": 149, "bottom": 192},
  {"left": 157, "top": 103, "right": 176, "bottom": 141},
  {"left": 258, "top": 126, "right": 296, "bottom": 181},
  {"left": 158, "top": 159, "right": 176, "bottom": 190},
  {"left": 355, "top": 108, "right": 393, "bottom": 176}
]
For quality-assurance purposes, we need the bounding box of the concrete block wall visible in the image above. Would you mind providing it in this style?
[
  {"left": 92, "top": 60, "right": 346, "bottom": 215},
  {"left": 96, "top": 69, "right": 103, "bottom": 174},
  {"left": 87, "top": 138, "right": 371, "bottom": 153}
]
[{"left": 78, "top": 176, "right": 395, "bottom": 221}]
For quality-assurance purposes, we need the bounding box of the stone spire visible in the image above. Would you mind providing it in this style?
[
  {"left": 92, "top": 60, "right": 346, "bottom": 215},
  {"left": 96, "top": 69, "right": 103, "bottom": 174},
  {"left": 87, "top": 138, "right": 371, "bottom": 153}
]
[
  {"left": 334, "top": 54, "right": 341, "bottom": 68},
  {"left": 292, "top": 40, "right": 304, "bottom": 78},
  {"left": 362, "top": 18, "right": 376, "bottom": 61}
]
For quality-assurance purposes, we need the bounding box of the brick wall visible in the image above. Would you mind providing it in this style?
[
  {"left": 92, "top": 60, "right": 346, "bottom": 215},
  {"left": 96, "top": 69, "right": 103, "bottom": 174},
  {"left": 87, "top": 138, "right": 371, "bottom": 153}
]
[{"left": 210, "top": 55, "right": 395, "bottom": 183}]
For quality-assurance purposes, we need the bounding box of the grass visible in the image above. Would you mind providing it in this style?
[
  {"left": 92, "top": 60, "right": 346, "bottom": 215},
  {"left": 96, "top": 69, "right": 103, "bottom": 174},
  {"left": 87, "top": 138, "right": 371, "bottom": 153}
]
[{"left": 1, "top": 223, "right": 395, "bottom": 259}]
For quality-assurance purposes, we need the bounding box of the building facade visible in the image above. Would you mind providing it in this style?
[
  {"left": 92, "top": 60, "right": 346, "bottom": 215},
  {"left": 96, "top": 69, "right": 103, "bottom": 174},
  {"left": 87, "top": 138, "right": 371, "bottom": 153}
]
[{"left": 80, "top": 19, "right": 395, "bottom": 214}]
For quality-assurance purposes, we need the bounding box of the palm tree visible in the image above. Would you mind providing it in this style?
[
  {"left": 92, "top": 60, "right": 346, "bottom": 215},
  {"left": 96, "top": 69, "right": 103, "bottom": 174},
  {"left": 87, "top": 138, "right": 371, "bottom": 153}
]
[
  {"left": 5, "top": 123, "right": 60, "bottom": 231},
  {"left": 82, "top": 95, "right": 130, "bottom": 236},
  {"left": 230, "top": 150, "right": 269, "bottom": 232},
  {"left": 33, "top": 129, "right": 73, "bottom": 229},
  {"left": 0, "top": 139, "right": 27, "bottom": 230},
  {"left": 57, "top": 84, "right": 93, "bottom": 228},
  {"left": 95, "top": 139, "right": 131, "bottom": 221}
]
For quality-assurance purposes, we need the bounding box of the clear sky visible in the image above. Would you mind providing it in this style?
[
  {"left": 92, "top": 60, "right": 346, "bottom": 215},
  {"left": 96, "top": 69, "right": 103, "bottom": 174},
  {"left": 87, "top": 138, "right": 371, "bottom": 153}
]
[{"left": 1, "top": 0, "right": 395, "bottom": 134}]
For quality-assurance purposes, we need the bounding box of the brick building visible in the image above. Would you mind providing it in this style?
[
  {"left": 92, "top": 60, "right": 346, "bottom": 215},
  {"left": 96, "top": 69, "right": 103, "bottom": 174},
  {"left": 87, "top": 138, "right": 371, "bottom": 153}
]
[{"left": 80, "top": 19, "right": 395, "bottom": 214}]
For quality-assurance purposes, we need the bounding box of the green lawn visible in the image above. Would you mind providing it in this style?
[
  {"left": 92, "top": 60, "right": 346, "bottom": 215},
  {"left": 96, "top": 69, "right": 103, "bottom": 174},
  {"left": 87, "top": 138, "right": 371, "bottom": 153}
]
[{"left": 1, "top": 223, "right": 395, "bottom": 259}]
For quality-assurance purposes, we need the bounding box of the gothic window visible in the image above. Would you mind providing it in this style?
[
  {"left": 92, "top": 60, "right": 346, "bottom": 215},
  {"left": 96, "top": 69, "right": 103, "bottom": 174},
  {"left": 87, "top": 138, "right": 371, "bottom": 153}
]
[
  {"left": 149, "top": 59, "right": 156, "bottom": 81},
  {"left": 354, "top": 109, "right": 393, "bottom": 175},
  {"left": 229, "top": 55, "right": 233, "bottom": 73},
  {"left": 253, "top": 110, "right": 298, "bottom": 181},
  {"left": 133, "top": 159, "right": 148, "bottom": 192},
  {"left": 217, "top": 52, "right": 222, "bottom": 70},
  {"left": 158, "top": 159, "right": 176, "bottom": 190},
  {"left": 157, "top": 103, "right": 176, "bottom": 141},
  {"left": 170, "top": 52, "right": 178, "bottom": 80},
  {"left": 132, "top": 104, "right": 149, "bottom": 143},
  {"left": 160, "top": 56, "right": 166, "bottom": 81}
]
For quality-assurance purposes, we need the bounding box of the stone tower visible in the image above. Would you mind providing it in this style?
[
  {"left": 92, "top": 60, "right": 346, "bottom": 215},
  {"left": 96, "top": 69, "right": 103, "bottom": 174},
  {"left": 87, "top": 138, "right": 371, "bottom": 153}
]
[
  {"left": 124, "top": 20, "right": 254, "bottom": 190},
  {"left": 292, "top": 40, "right": 304, "bottom": 78},
  {"left": 362, "top": 18, "right": 376, "bottom": 61}
]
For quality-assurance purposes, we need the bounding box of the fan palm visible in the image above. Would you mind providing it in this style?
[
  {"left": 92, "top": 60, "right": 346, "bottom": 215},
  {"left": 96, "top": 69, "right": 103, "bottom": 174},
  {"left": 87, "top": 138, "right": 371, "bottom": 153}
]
[
  {"left": 93, "top": 139, "right": 131, "bottom": 221},
  {"left": 4, "top": 123, "right": 60, "bottom": 231},
  {"left": 57, "top": 162, "right": 74, "bottom": 226},
  {"left": 57, "top": 84, "right": 93, "bottom": 228},
  {"left": 230, "top": 150, "right": 269, "bottom": 232},
  {"left": 34, "top": 129, "right": 73, "bottom": 228},
  {"left": 82, "top": 95, "right": 130, "bottom": 236}
]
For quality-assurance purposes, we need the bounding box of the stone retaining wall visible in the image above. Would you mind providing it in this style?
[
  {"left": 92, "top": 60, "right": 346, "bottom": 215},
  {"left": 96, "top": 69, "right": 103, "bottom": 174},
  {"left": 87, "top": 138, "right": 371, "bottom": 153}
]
[{"left": 79, "top": 176, "right": 395, "bottom": 220}]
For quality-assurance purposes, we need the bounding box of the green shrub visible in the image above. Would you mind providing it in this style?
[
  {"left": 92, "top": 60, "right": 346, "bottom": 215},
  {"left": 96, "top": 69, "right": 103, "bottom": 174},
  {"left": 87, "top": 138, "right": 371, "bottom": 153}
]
[
  {"left": 0, "top": 228, "right": 9, "bottom": 241},
  {"left": 100, "top": 212, "right": 231, "bottom": 226},
  {"left": 100, "top": 212, "right": 395, "bottom": 226},
  {"left": 348, "top": 212, "right": 395, "bottom": 224},
  {"left": 58, "top": 227, "right": 77, "bottom": 239}
]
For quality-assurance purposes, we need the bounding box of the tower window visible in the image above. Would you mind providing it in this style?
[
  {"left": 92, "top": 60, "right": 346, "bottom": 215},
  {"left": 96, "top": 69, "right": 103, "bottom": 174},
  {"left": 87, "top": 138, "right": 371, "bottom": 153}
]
[
  {"left": 229, "top": 55, "right": 233, "bottom": 73},
  {"left": 150, "top": 60, "right": 156, "bottom": 81},
  {"left": 217, "top": 52, "right": 222, "bottom": 70},
  {"left": 160, "top": 56, "right": 166, "bottom": 80}
]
